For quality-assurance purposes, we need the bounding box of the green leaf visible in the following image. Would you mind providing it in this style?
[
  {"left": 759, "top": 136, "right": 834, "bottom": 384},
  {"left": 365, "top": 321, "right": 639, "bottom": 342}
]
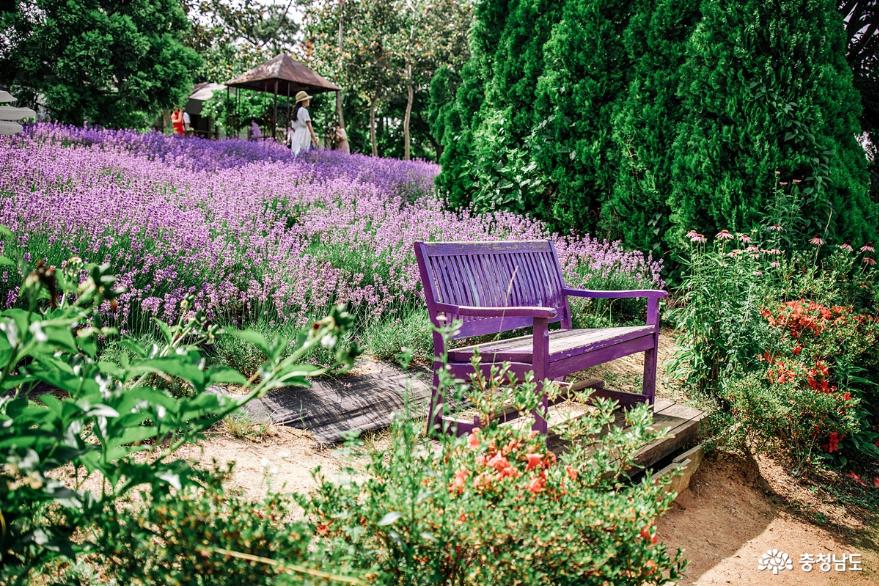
[
  {"left": 76, "top": 330, "right": 98, "bottom": 358},
  {"left": 227, "top": 329, "right": 271, "bottom": 354},
  {"left": 119, "top": 426, "right": 158, "bottom": 444},
  {"left": 44, "top": 325, "right": 78, "bottom": 352},
  {"left": 39, "top": 393, "right": 64, "bottom": 417},
  {"left": 378, "top": 511, "right": 401, "bottom": 526},
  {"left": 135, "top": 357, "right": 205, "bottom": 388},
  {"left": 152, "top": 318, "right": 174, "bottom": 345},
  {"left": 206, "top": 365, "right": 248, "bottom": 385}
]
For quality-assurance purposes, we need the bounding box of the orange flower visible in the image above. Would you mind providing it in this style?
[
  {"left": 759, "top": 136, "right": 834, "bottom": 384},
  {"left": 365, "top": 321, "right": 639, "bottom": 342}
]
[
  {"left": 847, "top": 471, "right": 865, "bottom": 486},
  {"left": 474, "top": 471, "right": 494, "bottom": 490},
  {"left": 826, "top": 432, "right": 841, "bottom": 453},
  {"left": 565, "top": 465, "right": 578, "bottom": 481},
  {"left": 468, "top": 429, "right": 480, "bottom": 449},
  {"left": 488, "top": 453, "right": 511, "bottom": 474},
  {"left": 449, "top": 469, "right": 469, "bottom": 494},
  {"left": 499, "top": 466, "right": 520, "bottom": 480},
  {"left": 527, "top": 476, "right": 546, "bottom": 494},
  {"left": 525, "top": 453, "right": 543, "bottom": 471}
]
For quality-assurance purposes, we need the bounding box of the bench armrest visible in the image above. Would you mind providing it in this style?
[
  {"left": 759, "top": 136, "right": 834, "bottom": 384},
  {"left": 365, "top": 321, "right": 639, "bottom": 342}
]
[
  {"left": 563, "top": 288, "right": 667, "bottom": 326},
  {"left": 434, "top": 303, "right": 557, "bottom": 319},
  {"left": 563, "top": 288, "right": 668, "bottom": 299}
]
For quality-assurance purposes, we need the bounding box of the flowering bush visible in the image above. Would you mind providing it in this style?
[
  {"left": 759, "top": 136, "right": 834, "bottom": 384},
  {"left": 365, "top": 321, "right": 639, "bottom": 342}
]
[
  {"left": 672, "top": 228, "right": 879, "bottom": 467},
  {"left": 725, "top": 299, "right": 878, "bottom": 468},
  {"left": 96, "top": 472, "right": 358, "bottom": 586},
  {"left": 1, "top": 124, "right": 661, "bottom": 358},
  {"left": 303, "top": 362, "right": 686, "bottom": 585}
]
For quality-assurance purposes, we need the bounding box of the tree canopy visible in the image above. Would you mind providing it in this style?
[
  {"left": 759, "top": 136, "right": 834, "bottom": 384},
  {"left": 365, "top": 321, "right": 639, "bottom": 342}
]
[
  {"left": 437, "top": 0, "right": 876, "bottom": 258},
  {"left": 0, "top": 0, "right": 200, "bottom": 128}
]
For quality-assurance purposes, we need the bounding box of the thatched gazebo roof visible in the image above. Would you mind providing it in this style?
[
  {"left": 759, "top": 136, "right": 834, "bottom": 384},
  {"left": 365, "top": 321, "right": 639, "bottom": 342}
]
[{"left": 226, "top": 54, "right": 340, "bottom": 96}]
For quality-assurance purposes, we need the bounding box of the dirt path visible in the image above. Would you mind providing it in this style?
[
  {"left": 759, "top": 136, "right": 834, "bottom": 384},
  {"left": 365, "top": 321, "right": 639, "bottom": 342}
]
[{"left": 659, "top": 454, "right": 878, "bottom": 585}]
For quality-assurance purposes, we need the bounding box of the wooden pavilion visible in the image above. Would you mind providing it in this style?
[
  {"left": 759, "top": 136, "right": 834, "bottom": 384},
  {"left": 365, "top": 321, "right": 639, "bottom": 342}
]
[{"left": 225, "top": 54, "right": 340, "bottom": 140}]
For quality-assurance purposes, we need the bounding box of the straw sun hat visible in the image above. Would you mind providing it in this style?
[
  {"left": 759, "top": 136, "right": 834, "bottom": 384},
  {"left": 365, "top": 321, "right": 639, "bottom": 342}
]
[{"left": 295, "top": 91, "right": 313, "bottom": 103}]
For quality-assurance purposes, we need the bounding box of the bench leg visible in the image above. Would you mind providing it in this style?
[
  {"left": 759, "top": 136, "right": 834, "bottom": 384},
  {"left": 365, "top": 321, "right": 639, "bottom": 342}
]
[
  {"left": 531, "top": 373, "right": 549, "bottom": 435},
  {"left": 531, "top": 386, "right": 549, "bottom": 434},
  {"left": 427, "top": 370, "right": 444, "bottom": 435},
  {"left": 642, "top": 338, "right": 658, "bottom": 406},
  {"left": 531, "top": 319, "right": 550, "bottom": 434}
]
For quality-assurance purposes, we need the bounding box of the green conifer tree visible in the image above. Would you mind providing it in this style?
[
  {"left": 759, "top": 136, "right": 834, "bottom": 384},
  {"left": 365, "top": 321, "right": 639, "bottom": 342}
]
[
  {"left": 600, "top": 0, "right": 701, "bottom": 254},
  {"left": 669, "top": 0, "right": 875, "bottom": 248},
  {"left": 533, "top": 0, "right": 633, "bottom": 233},
  {"left": 435, "top": 0, "right": 511, "bottom": 207}
]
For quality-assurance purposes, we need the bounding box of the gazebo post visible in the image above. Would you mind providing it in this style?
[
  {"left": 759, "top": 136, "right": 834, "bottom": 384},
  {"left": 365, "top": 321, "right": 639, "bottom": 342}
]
[
  {"left": 273, "top": 79, "right": 278, "bottom": 141},
  {"left": 286, "top": 83, "right": 291, "bottom": 141},
  {"left": 236, "top": 88, "right": 241, "bottom": 137}
]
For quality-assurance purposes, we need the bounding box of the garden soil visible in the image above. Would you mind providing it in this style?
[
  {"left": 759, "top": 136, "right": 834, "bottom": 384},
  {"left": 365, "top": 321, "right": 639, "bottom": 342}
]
[{"left": 658, "top": 454, "right": 878, "bottom": 585}]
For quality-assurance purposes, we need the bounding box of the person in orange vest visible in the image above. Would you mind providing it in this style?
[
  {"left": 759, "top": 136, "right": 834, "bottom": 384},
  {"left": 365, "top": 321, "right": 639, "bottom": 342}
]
[{"left": 171, "top": 108, "right": 185, "bottom": 136}]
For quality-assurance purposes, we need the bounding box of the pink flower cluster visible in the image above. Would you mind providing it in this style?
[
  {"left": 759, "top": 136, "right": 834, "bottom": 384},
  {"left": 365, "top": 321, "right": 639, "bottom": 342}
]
[{"left": 0, "top": 125, "right": 662, "bottom": 328}]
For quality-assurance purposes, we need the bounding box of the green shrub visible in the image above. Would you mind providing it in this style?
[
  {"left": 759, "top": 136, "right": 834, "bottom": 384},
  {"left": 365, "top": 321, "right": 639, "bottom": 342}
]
[
  {"left": 600, "top": 0, "right": 701, "bottom": 256},
  {"left": 0, "top": 234, "right": 356, "bottom": 583},
  {"left": 97, "top": 470, "right": 355, "bottom": 586},
  {"left": 361, "top": 307, "right": 433, "bottom": 364},
  {"left": 668, "top": 0, "right": 875, "bottom": 250},
  {"left": 532, "top": 0, "right": 632, "bottom": 234},
  {"left": 669, "top": 234, "right": 775, "bottom": 397},
  {"left": 672, "top": 229, "right": 879, "bottom": 467},
  {"left": 437, "top": 0, "right": 876, "bottom": 258}
]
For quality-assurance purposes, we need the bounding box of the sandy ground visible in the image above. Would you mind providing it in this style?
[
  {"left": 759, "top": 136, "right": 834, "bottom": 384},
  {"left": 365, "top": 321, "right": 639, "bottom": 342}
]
[
  {"left": 174, "top": 425, "right": 367, "bottom": 499},
  {"left": 660, "top": 454, "right": 878, "bottom": 585}
]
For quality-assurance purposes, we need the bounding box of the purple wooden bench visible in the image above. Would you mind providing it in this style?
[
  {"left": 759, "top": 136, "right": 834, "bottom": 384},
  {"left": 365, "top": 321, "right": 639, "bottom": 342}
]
[{"left": 414, "top": 240, "right": 667, "bottom": 435}]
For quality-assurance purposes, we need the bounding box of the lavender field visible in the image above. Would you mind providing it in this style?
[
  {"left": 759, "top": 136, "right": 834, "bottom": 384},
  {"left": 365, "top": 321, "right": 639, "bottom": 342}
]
[{"left": 1, "top": 125, "right": 662, "bottom": 360}]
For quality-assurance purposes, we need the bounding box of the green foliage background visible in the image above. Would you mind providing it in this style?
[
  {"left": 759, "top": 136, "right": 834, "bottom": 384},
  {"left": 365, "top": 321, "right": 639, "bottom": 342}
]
[
  {"left": 433, "top": 0, "right": 877, "bottom": 257},
  {"left": 0, "top": 0, "right": 200, "bottom": 128}
]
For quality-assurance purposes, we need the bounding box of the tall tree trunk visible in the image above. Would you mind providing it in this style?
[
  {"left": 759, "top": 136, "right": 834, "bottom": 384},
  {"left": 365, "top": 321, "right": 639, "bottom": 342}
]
[
  {"left": 369, "top": 100, "right": 378, "bottom": 157},
  {"left": 336, "top": 0, "right": 346, "bottom": 128},
  {"left": 403, "top": 63, "right": 413, "bottom": 160}
]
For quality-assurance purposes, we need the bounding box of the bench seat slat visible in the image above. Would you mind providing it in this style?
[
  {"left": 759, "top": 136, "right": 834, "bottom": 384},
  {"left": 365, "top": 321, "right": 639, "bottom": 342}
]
[{"left": 448, "top": 325, "right": 656, "bottom": 363}]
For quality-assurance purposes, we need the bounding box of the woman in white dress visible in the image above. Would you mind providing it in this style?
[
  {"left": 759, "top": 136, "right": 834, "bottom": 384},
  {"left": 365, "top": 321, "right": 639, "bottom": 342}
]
[{"left": 289, "top": 91, "right": 319, "bottom": 155}]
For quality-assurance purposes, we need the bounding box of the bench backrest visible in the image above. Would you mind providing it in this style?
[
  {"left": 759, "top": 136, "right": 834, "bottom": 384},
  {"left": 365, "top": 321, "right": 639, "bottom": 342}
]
[{"left": 414, "top": 240, "right": 570, "bottom": 339}]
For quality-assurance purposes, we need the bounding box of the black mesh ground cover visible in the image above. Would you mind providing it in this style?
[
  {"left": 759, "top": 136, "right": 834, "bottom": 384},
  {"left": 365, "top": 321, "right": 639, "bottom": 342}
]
[{"left": 240, "top": 359, "right": 434, "bottom": 443}]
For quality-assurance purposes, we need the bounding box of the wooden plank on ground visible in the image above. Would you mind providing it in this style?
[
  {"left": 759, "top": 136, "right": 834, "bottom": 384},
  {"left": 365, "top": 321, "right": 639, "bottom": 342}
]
[
  {"left": 632, "top": 417, "right": 701, "bottom": 470},
  {"left": 655, "top": 444, "right": 705, "bottom": 501}
]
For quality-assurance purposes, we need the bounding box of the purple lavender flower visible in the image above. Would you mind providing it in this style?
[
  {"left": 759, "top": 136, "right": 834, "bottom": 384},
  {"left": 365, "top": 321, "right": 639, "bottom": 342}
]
[{"left": 1, "top": 123, "right": 664, "bottom": 326}]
